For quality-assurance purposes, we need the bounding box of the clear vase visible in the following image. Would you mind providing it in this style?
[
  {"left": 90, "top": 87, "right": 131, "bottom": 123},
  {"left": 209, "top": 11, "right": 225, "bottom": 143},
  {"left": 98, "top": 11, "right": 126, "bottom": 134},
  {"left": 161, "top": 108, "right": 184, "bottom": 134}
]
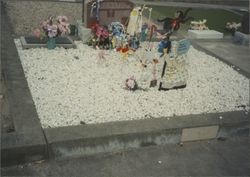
[
  {"left": 140, "top": 67, "right": 150, "bottom": 89},
  {"left": 47, "top": 37, "right": 56, "bottom": 49}
]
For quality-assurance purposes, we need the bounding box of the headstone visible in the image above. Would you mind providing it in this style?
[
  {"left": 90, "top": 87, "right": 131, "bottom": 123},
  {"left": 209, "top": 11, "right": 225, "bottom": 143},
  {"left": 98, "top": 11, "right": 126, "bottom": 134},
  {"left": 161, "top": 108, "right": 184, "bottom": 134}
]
[{"left": 159, "top": 40, "right": 190, "bottom": 90}]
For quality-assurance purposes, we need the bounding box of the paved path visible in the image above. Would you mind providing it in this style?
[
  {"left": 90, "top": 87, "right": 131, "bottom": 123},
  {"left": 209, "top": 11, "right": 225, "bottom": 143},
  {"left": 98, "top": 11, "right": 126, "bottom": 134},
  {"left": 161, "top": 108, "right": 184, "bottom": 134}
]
[
  {"left": 192, "top": 39, "right": 250, "bottom": 77},
  {"left": 2, "top": 137, "right": 249, "bottom": 176},
  {"left": 131, "top": 0, "right": 249, "bottom": 11},
  {"left": 0, "top": 2, "right": 15, "bottom": 134}
]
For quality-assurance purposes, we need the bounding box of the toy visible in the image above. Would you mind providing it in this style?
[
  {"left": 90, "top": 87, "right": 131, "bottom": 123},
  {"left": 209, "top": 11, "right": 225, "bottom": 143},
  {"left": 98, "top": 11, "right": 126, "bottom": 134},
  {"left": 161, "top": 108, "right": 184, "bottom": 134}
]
[
  {"left": 127, "top": 6, "right": 143, "bottom": 36},
  {"left": 129, "top": 35, "right": 140, "bottom": 50},
  {"left": 158, "top": 34, "right": 171, "bottom": 57},
  {"left": 90, "top": 0, "right": 104, "bottom": 21},
  {"left": 127, "top": 5, "right": 152, "bottom": 36},
  {"left": 157, "top": 8, "right": 194, "bottom": 34}
]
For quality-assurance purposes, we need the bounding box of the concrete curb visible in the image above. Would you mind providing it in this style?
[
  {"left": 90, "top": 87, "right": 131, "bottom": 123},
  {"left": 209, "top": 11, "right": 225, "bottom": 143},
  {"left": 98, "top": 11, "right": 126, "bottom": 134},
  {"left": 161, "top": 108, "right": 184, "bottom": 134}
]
[
  {"left": 1, "top": 4, "right": 48, "bottom": 167},
  {"left": 20, "top": 36, "right": 77, "bottom": 49},
  {"left": 131, "top": 0, "right": 249, "bottom": 11},
  {"left": 45, "top": 111, "right": 249, "bottom": 159}
]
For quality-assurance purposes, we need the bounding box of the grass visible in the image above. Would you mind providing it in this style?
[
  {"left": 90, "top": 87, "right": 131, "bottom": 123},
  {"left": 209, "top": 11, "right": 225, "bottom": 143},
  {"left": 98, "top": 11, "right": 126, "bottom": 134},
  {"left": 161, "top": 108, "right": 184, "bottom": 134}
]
[{"left": 143, "top": 6, "right": 242, "bottom": 34}]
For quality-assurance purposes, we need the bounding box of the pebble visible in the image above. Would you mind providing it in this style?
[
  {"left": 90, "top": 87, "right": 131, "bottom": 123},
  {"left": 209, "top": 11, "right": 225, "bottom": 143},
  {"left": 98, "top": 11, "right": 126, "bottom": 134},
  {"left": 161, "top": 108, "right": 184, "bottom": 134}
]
[{"left": 14, "top": 40, "right": 250, "bottom": 128}]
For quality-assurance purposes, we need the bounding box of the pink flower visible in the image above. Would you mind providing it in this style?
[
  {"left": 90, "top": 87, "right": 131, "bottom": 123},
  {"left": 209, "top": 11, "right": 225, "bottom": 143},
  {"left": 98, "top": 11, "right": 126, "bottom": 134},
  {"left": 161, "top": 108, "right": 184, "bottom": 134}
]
[
  {"left": 47, "top": 24, "right": 58, "bottom": 38},
  {"left": 57, "top": 16, "right": 70, "bottom": 35},
  {"left": 125, "top": 76, "right": 138, "bottom": 91},
  {"left": 33, "top": 29, "right": 41, "bottom": 38},
  {"left": 38, "top": 15, "right": 70, "bottom": 38}
]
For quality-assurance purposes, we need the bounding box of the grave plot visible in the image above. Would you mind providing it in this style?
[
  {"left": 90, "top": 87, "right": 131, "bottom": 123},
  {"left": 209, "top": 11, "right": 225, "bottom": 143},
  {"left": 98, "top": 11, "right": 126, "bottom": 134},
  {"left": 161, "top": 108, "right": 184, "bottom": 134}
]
[{"left": 14, "top": 39, "right": 249, "bottom": 128}]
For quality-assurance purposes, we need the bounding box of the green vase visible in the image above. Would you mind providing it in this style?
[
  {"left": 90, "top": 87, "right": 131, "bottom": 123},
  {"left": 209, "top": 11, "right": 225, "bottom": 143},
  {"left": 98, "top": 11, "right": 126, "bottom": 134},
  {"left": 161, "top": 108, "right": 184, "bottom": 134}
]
[{"left": 47, "top": 37, "right": 56, "bottom": 49}]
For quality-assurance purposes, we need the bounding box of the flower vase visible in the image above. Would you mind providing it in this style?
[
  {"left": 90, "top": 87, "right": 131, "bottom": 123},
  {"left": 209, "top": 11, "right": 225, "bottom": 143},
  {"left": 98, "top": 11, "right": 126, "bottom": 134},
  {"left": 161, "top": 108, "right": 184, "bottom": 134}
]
[
  {"left": 140, "top": 67, "right": 150, "bottom": 89},
  {"left": 47, "top": 37, "right": 56, "bottom": 49}
]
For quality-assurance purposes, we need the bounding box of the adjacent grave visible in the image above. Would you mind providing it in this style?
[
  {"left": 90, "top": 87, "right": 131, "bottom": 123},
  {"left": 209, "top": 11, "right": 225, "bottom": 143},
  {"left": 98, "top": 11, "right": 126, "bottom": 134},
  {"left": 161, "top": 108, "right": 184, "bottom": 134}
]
[{"left": 188, "top": 30, "right": 224, "bottom": 39}]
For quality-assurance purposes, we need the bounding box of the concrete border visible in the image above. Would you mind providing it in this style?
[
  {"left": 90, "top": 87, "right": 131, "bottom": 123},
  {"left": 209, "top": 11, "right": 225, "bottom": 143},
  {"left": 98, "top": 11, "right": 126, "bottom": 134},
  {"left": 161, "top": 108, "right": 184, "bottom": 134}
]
[
  {"left": 44, "top": 111, "right": 249, "bottom": 159},
  {"left": 131, "top": 0, "right": 249, "bottom": 11},
  {"left": 20, "top": 36, "right": 77, "bottom": 49},
  {"left": 1, "top": 3, "right": 48, "bottom": 167}
]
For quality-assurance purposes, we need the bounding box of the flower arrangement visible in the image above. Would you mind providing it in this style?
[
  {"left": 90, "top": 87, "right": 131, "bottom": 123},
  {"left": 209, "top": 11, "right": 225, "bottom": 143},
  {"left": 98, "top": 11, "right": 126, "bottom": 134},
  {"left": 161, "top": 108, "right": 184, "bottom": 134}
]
[
  {"left": 125, "top": 76, "right": 138, "bottom": 91},
  {"left": 225, "top": 22, "right": 241, "bottom": 33},
  {"left": 34, "top": 16, "right": 71, "bottom": 38},
  {"left": 190, "top": 19, "right": 209, "bottom": 30}
]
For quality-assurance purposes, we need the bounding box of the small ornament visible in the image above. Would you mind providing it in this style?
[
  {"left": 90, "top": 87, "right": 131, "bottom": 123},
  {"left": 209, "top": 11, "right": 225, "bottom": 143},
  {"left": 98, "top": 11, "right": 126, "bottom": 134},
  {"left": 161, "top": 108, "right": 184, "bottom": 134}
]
[
  {"left": 150, "top": 59, "right": 159, "bottom": 87},
  {"left": 125, "top": 76, "right": 138, "bottom": 91}
]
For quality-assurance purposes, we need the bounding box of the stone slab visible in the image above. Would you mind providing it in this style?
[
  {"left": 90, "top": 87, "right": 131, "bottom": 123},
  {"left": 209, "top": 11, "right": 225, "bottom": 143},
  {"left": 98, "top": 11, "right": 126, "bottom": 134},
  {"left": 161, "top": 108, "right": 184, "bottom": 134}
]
[
  {"left": 45, "top": 111, "right": 249, "bottom": 159},
  {"left": 188, "top": 30, "right": 224, "bottom": 39},
  {"left": 181, "top": 125, "right": 219, "bottom": 142},
  {"left": 20, "top": 36, "right": 77, "bottom": 49}
]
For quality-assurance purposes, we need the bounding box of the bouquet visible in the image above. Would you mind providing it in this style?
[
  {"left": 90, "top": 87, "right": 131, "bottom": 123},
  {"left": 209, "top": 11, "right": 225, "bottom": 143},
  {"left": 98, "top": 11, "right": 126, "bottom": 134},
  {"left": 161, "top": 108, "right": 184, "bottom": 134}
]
[{"left": 34, "top": 15, "right": 71, "bottom": 38}]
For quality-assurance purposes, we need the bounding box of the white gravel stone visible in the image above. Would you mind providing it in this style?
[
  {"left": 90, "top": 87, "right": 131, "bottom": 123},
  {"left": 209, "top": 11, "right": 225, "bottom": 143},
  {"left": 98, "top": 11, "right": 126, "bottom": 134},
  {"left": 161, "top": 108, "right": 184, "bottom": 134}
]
[{"left": 14, "top": 39, "right": 250, "bottom": 128}]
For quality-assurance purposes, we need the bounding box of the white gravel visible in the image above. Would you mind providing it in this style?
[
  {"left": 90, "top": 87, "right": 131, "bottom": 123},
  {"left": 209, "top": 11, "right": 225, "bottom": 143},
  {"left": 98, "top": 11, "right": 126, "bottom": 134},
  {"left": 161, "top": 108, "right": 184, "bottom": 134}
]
[{"left": 15, "top": 39, "right": 249, "bottom": 128}]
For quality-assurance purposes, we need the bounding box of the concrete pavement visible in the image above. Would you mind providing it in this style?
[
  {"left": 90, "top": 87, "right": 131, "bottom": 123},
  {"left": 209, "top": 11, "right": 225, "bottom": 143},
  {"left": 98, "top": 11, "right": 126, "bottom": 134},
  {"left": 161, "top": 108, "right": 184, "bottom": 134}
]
[
  {"left": 2, "top": 137, "right": 249, "bottom": 176},
  {"left": 191, "top": 39, "right": 250, "bottom": 77},
  {"left": 131, "top": 0, "right": 249, "bottom": 11}
]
